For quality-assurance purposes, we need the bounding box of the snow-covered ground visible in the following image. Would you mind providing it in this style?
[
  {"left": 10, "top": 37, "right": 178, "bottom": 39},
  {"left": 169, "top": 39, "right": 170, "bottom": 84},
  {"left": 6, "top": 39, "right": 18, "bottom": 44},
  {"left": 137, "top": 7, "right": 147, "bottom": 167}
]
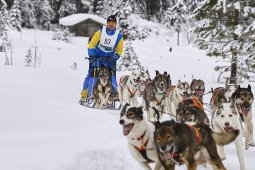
[{"left": 0, "top": 29, "right": 254, "bottom": 170}]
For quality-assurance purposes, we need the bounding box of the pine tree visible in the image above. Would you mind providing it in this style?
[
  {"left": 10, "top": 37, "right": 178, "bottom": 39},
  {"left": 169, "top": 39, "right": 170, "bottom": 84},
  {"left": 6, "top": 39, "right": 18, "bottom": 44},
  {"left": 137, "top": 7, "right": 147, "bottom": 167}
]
[
  {"left": 193, "top": 0, "right": 255, "bottom": 83},
  {"left": 20, "top": 0, "right": 36, "bottom": 28},
  {"left": 35, "top": 0, "right": 55, "bottom": 30},
  {"left": 10, "top": 0, "right": 22, "bottom": 31},
  {"left": 0, "top": 0, "right": 10, "bottom": 53},
  {"left": 24, "top": 48, "right": 33, "bottom": 67},
  {"left": 58, "top": 0, "right": 77, "bottom": 18}
]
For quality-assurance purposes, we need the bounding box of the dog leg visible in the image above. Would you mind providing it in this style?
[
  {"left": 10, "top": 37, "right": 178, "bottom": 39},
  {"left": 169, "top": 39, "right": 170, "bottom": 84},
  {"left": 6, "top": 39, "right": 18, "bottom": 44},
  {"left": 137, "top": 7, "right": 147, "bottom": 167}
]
[
  {"left": 235, "top": 135, "right": 246, "bottom": 170},
  {"left": 245, "top": 116, "right": 254, "bottom": 148},
  {"left": 149, "top": 102, "right": 157, "bottom": 122}
]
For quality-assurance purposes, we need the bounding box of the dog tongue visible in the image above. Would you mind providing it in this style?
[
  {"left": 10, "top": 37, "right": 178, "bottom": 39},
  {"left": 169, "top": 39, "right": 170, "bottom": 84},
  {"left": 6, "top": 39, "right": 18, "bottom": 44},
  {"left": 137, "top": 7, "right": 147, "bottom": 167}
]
[
  {"left": 163, "top": 152, "right": 173, "bottom": 160},
  {"left": 123, "top": 124, "right": 133, "bottom": 136},
  {"left": 242, "top": 108, "right": 249, "bottom": 116}
]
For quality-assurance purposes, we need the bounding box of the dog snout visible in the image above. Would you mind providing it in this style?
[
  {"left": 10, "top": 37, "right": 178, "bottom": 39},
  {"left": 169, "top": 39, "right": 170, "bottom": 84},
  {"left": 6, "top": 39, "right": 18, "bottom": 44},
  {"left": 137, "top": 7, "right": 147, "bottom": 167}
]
[
  {"left": 160, "top": 82, "right": 164, "bottom": 86},
  {"left": 137, "top": 77, "right": 140, "bottom": 80},
  {"left": 225, "top": 122, "right": 230, "bottom": 127},
  {"left": 119, "top": 119, "right": 125, "bottom": 125}
]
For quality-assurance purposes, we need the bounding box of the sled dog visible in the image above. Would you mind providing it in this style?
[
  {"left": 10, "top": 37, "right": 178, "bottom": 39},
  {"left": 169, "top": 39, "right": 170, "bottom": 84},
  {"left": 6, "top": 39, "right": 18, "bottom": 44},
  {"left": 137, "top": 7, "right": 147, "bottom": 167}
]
[
  {"left": 154, "top": 120, "right": 239, "bottom": 170},
  {"left": 119, "top": 104, "right": 164, "bottom": 170},
  {"left": 190, "top": 79, "right": 205, "bottom": 102},
  {"left": 176, "top": 96, "right": 209, "bottom": 125},
  {"left": 209, "top": 83, "right": 236, "bottom": 112},
  {"left": 212, "top": 102, "right": 246, "bottom": 170},
  {"left": 231, "top": 84, "right": 254, "bottom": 149},
  {"left": 143, "top": 70, "right": 170, "bottom": 121},
  {"left": 167, "top": 80, "right": 190, "bottom": 120},
  {"left": 92, "top": 66, "right": 112, "bottom": 109},
  {"left": 119, "top": 69, "right": 149, "bottom": 106}
]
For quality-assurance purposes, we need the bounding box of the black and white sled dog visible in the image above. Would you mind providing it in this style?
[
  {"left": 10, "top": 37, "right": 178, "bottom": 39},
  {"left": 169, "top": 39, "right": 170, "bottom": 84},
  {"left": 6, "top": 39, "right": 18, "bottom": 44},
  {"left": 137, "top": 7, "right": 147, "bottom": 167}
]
[
  {"left": 190, "top": 79, "right": 205, "bottom": 102},
  {"left": 211, "top": 102, "right": 246, "bottom": 170},
  {"left": 119, "top": 104, "right": 164, "bottom": 170},
  {"left": 209, "top": 83, "right": 237, "bottom": 112},
  {"left": 143, "top": 70, "right": 171, "bottom": 122},
  {"left": 119, "top": 69, "right": 149, "bottom": 106},
  {"left": 167, "top": 80, "right": 190, "bottom": 120},
  {"left": 231, "top": 84, "right": 254, "bottom": 150},
  {"left": 92, "top": 66, "right": 112, "bottom": 109}
]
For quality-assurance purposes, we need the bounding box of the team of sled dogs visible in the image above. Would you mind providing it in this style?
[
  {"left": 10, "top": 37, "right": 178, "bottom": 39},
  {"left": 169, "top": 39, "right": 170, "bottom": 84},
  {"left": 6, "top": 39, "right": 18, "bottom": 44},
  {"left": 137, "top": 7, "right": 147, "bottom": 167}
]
[{"left": 118, "top": 69, "right": 254, "bottom": 170}]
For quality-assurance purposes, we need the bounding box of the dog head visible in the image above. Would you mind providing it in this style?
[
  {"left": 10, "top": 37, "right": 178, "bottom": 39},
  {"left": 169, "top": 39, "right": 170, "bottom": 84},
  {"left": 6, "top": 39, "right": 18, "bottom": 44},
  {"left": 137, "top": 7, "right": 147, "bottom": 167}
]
[
  {"left": 176, "top": 100, "right": 198, "bottom": 125},
  {"left": 119, "top": 103, "right": 144, "bottom": 136},
  {"left": 214, "top": 103, "right": 240, "bottom": 132},
  {"left": 176, "top": 80, "right": 190, "bottom": 98},
  {"left": 154, "top": 120, "right": 177, "bottom": 160},
  {"left": 224, "top": 84, "right": 236, "bottom": 102},
  {"left": 231, "top": 85, "right": 254, "bottom": 116},
  {"left": 130, "top": 69, "right": 150, "bottom": 85},
  {"left": 190, "top": 79, "right": 205, "bottom": 97},
  {"left": 97, "top": 65, "right": 110, "bottom": 83},
  {"left": 154, "top": 70, "right": 170, "bottom": 93}
]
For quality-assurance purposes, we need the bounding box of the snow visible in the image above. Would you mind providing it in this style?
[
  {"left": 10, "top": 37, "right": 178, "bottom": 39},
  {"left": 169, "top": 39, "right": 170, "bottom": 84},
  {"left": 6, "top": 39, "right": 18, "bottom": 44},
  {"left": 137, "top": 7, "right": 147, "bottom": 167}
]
[
  {"left": 0, "top": 28, "right": 254, "bottom": 170},
  {"left": 59, "top": 14, "right": 107, "bottom": 26}
]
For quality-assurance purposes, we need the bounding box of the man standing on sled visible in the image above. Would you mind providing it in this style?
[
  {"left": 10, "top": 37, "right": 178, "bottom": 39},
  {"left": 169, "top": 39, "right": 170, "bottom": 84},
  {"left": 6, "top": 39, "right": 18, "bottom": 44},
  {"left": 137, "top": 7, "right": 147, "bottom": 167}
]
[{"left": 79, "top": 15, "right": 124, "bottom": 104}]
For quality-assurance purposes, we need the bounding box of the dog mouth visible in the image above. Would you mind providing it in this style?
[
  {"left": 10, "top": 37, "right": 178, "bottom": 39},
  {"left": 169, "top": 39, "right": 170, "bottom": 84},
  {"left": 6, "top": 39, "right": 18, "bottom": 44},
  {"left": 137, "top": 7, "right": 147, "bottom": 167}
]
[
  {"left": 241, "top": 107, "right": 250, "bottom": 116},
  {"left": 123, "top": 123, "right": 134, "bottom": 136},
  {"left": 162, "top": 146, "right": 176, "bottom": 160},
  {"left": 195, "top": 89, "right": 204, "bottom": 96},
  {"left": 133, "top": 79, "right": 142, "bottom": 84},
  {"left": 224, "top": 126, "right": 235, "bottom": 132}
]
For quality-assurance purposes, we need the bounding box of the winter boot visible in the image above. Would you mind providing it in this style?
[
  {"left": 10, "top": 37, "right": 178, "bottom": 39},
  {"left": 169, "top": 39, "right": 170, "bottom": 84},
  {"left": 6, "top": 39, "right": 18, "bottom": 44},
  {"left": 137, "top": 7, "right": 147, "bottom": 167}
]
[{"left": 79, "top": 89, "right": 88, "bottom": 105}]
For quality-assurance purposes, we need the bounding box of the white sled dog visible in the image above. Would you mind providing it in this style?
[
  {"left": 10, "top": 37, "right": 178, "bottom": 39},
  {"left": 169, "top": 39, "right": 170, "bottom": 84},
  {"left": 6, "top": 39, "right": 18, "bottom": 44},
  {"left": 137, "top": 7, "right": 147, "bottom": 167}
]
[
  {"left": 167, "top": 80, "right": 190, "bottom": 120},
  {"left": 119, "top": 69, "right": 149, "bottom": 106},
  {"left": 212, "top": 102, "right": 246, "bottom": 170},
  {"left": 119, "top": 104, "right": 164, "bottom": 170}
]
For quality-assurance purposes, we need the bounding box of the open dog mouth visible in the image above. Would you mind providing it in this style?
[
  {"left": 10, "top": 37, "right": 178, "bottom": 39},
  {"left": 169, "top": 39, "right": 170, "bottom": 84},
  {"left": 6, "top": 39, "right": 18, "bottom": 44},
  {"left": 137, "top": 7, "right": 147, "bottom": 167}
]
[
  {"left": 162, "top": 146, "right": 175, "bottom": 160},
  {"left": 133, "top": 79, "right": 142, "bottom": 84},
  {"left": 123, "top": 123, "right": 134, "bottom": 136},
  {"left": 224, "top": 126, "right": 235, "bottom": 132},
  {"left": 241, "top": 107, "right": 250, "bottom": 116},
  {"left": 195, "top": 89, "right": 204, "bottom": 96}
]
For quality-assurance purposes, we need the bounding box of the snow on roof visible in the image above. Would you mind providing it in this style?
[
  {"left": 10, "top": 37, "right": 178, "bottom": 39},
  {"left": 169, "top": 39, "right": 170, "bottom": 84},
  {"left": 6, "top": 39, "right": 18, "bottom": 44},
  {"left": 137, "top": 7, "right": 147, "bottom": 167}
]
[{"left": 59, "top": 13, "right": 107, "bottom": 26}]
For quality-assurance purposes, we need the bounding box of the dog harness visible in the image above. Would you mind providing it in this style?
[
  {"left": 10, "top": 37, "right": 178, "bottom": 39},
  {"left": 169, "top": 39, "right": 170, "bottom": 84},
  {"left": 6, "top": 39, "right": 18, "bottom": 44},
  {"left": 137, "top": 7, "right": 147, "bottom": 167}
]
[
  {"left": 189, "top": 125, "right": 201, "bottom": 144},
  {"left": 131, "top": 130, "right": 154, "bottom": 163},
  {"left": 119, "top": 75, "right": 137, "bottom": 98}
]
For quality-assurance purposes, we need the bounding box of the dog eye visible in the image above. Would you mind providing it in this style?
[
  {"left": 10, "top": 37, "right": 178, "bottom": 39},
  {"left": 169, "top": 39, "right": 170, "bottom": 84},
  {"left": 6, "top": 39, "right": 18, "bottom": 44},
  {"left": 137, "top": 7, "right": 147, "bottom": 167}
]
[
  {"left": 166, "top": 135, "right": 172, "bottom": 140},
  {"left": 248, "top": 97, "right": 252, "bottom": 101},
  {"left": 127, "top": 112, "right": 133, "bottom": 117},
  {"left": 241, "top": 98, "right": 244, "bottom": 101},
  {"left": 229, "top": 114, "right": 233, "bottom": 117},
  {"left": 221, "top": 115, "right": 225, "bottom": 118}
]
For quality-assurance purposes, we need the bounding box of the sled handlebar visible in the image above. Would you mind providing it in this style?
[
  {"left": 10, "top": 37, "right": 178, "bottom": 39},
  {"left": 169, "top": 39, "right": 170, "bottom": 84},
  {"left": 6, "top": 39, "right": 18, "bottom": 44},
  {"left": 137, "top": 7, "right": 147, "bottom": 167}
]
[{"left": 85, "top": 56, "right": 115, "bottom": 61}]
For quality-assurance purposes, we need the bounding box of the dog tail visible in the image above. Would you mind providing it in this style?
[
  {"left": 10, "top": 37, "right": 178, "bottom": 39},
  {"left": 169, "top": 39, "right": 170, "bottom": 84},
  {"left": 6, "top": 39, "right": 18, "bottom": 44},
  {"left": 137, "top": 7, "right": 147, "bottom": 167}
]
[{"left": 212, "top": 130, "right": 239, "bottom": 146}]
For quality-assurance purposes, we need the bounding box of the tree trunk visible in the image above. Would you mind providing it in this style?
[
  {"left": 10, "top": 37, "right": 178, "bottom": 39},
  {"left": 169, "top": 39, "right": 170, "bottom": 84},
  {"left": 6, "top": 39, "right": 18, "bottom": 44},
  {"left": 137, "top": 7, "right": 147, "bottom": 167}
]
[
  {"left": 177, "top": 29, "right": 179, "bottom": 46},
  {"left": 229, "top": 51, "right": 237, "bottom": 84}
]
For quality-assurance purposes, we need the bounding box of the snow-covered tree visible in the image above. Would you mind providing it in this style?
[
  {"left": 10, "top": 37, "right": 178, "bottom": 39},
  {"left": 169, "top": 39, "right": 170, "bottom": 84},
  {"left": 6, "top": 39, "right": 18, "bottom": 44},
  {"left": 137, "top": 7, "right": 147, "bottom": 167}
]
[
  {"left": 10, "top": 0, "right": 22, "bottom": 31},
  {"left": 58, "top": 0, "right": 76, "bottom": 18},
  {"left": 34, "top": 0, "right": 55, "bottom": 30},
  {"left": 117, "top": 40, "right": 141, "bottom": 71},
  {"left": 193, "top": 0, "right": 255, "bottom": 83},
  {"left": 20, "top": 0, "right": 36, "bottom": 28},
  {"left": 24, "top": 48, "right": 33, "bottom": 67}
]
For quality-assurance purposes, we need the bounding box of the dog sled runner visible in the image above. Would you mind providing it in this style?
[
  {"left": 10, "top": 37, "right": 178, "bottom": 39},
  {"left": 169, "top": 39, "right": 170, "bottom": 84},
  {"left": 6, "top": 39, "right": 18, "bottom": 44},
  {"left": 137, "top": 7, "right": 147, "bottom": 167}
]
[{"left": 80, "top": 56, "right": 122, "bottom": 110}]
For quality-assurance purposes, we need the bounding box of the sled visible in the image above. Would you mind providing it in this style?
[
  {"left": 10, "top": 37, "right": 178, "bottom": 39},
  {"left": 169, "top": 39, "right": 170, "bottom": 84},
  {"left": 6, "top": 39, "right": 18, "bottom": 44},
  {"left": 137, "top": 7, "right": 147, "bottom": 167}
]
[{"left": 80, "top": 56, "right": 122, "bottom": 110}]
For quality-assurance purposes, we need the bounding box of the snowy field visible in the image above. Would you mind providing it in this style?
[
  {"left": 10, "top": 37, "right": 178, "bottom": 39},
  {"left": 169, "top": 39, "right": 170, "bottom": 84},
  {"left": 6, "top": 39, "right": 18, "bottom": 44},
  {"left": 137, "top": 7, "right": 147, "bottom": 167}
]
[{"left": 0, "top": 29, "right": 254, "bottom": 170}]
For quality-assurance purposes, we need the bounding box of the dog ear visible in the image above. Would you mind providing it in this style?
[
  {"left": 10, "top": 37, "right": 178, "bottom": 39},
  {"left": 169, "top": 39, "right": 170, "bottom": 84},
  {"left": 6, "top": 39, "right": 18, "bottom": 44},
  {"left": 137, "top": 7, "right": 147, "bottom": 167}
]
[
  {"left": 248, "top": 84, "right": 251, "bottom": 92},
  {"left": 155, "top": 70, "right": 159, "bottom": 76},
  {"left": 136, "top": 106, "right": 143, "bottom": 120}
]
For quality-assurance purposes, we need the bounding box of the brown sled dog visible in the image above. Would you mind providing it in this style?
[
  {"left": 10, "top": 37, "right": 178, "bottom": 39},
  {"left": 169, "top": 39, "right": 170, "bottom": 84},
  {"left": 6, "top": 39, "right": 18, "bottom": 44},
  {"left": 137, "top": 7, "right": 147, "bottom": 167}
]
[{"left": 154, "top": 120, "right": 239, "bottom": 170}]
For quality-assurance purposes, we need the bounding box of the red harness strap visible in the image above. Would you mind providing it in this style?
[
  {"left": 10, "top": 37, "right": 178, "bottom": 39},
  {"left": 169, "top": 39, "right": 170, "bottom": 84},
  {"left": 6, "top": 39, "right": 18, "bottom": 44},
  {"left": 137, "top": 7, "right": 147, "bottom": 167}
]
[{"left": 188, "top": 126, "right": 201, "bottom": 144}]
